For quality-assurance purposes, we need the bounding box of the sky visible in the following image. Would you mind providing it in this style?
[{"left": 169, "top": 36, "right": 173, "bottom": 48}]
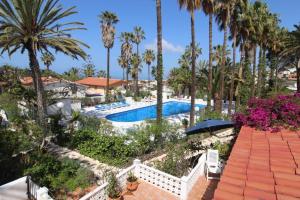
[{"left": 1, "top": 0, "right": 299, "bottom": 80}]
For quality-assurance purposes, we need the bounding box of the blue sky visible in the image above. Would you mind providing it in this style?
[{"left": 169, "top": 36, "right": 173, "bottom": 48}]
[{"left": 1, "top": 0, "right": 299, "bottom": 79}]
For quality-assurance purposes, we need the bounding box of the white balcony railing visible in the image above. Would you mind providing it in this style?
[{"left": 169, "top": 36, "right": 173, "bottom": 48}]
[{"left": 80, "top": 154, "right": 207, "bottom": 200}]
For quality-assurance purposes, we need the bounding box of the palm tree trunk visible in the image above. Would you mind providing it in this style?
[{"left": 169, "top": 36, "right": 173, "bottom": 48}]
[
  {"left": 189, "top": 11, "right": 196, "bottom": 127},
  {"left": 136, "top": 44, "right": 140, "bottom": 96},
  {"left": 207, "top": 13, "right": 213, "bottom": 111},
  {"left": 156, "top": 0, "right": 163, "bottom": 125},
  {"left": 236, "top": 47, "right": 244, "bottom": 111},
  {"left": 46, "top": 64, "right": 50, "bottom": 71},
  {"left": 257, "top": 46, "right": 262, "bottom": 97},
  {"left": 297, "top": 58, "right": 300, "bottom": 93},
  {"left": 148, "top": 63, "right": 151, "bottom": 90},
  {"left": 217, "top": 19, "right": 228, "bottom": 113},
  {"left": 126, "top": 67, "right": 129, "bottom": 93},
  {"left": 123, "top": 67, "right": 125, "bottom": 81},
  {"left": 275, "top": 61, "right": 278, "bottom": 92},
  {"left": 27, "top": 46, "right": 47, "bottom": 145},
  {"left": 228, "top": 31, "right": 237, "bottom": 115},
  {"left": 251, "top": 45, "right": 256, "bottom": 97},
  {"left": 106, "top": 48, "right": 110, "bottom": 102}
]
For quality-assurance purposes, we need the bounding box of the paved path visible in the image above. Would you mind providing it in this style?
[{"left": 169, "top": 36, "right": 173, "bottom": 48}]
[{"left": 45, "top": 142, "right": 119, "bottom": 184}]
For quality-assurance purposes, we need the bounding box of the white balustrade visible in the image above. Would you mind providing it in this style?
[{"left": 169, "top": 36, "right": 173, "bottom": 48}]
[
  {"left": 180, "top": 153, "right": 206, "bottom": 200},
  {"left": 138, "top": 164, "right": 182, "bottom": 196},
  {"left": 80, "top": 155, "right": 206, "bottom": 200}
]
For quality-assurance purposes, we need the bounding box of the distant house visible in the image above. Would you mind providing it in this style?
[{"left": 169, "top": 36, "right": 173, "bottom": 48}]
[
  {"left": 76, "top": 77, "right": 124, "bottom": 96},
  {"left": 20, "top": 76, "right": 87, "bottom": 99}
]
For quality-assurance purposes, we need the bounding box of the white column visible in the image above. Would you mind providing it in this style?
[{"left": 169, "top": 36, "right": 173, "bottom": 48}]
[{"left": 180, "top": 176, "right": 188, "bottom": 200}]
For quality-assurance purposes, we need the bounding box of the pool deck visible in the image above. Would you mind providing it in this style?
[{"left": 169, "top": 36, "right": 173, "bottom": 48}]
[
  {"left": 82, "top": 99, "right": 206, "bottom": 132},
  {"left": 82, "top": 98, "right": 234, "bottom": 132}
]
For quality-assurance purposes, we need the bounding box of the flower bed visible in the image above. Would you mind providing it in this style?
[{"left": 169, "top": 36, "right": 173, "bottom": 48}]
[{"left": 233, "top": 93, "right": 300, "bottom": 131}]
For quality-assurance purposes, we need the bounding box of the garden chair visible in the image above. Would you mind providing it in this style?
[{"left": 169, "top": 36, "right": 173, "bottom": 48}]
[{"left": 205, "top": 149, "right": 222, "bottom": 180}]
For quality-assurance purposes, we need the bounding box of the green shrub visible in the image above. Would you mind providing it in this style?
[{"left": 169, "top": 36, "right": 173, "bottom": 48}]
[
  {"left": 212, "top": 141, "right": 232, "bottom": 160},
  {"left": 71, "top": 129, "right": 135, "bottom": 166},
  {"left": 25, "top": 151, "right": 95, "bottom": 194},
  {"left": 154, "top": 145, "right": 190, "bottom": 177}
]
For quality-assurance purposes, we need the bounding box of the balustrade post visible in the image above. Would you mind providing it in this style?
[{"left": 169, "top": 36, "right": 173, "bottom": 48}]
[
  {"left": 180, "top": 176, "right": 188, "bottom": 200},
  {"left": 133, "top": 159, "right": 141, "bottom": 177}
]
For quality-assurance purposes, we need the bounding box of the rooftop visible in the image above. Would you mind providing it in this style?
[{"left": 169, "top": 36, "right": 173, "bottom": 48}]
[
  {"left": 213, "top": 126, "right": 300, "bottom": 200},
  {"left": 76, "top": 77, "right": 124, "bottom": 87},
  {"left": 20, "top": 76, "right": 60, "bottom": 86}
]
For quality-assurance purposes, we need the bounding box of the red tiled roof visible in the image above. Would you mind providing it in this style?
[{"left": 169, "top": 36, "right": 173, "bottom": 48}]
[
  {"left": 76, "top": 77, "right": 124, "bottom": 87},
  {"left": 20, "top": 76, "right": 60, "bottom": 85},
  {"left": 213, "top": 126, "right": 300, "bottom": 200}
]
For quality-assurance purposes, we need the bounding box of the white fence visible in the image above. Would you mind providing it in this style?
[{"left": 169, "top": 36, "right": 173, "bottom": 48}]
[
  {"left": 180, "top": 154, "right": 206, "bottom": 200},
  {"left": 80, "top": 154, "right": 207, "bottom": 200}
]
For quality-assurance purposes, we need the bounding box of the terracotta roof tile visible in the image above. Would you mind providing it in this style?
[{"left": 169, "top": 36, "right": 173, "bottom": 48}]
[
  {"left": 213, "top": 126, "right": 300, "bottom": 200},
  {"left": 76, "top": 77, "right": 124, "bottom": 87}
]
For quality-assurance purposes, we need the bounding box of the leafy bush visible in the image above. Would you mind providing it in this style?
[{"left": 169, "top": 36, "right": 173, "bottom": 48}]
[
  {"left": 0, "top": 93, "right": 20, "bottom": 122},
  {"left": 233, "top": 93, "right": 300, "bottom": 131},
  {"left": 154, "top": 145, "right": 190, "bottom": 177},
  {"left": 197, "top": 109, "right": 228, "bottom": 122},
  {"left": 212, "top": 141, "right": 232, "bottom": 160},
  {"left": 71, "top": 129, "right": 135, "bottom": 166},
  {"left": 25, "top": 151, "right": 95, "bottom": 195}
]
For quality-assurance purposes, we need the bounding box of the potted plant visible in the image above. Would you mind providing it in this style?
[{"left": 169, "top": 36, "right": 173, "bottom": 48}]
[
  {"left": 106, "top": 172, "right": 122, "bottom": 200},
  {"left": 126, "top": 172, "right": 138, "bottom": 191}
]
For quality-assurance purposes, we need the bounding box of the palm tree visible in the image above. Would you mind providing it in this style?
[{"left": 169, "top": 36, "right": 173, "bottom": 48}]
[
  {"left": 156, "top": 0, "right": 163, "bottom": 125},
  {"left": 64, "top": 67, "right": 81, "bottom": 81},
  {"left": 41, "top": 52, "right": 55, "bottom": 71},
  {"left": 178, "top": 0, "right": 201, "bottom": 127},
  {"left": 143, "top": 49, "right": 156, "bottom": 88},
  {"left": 120, "top": 32, "right": 134, "bottom": 92},
  {"left": 202, "top": 0, "right": 215, "bottom": 110},
  {"left": 215, "top": 0, "right": 236, "bottom": 113},
  {"left": 228, "top": 0, "right": 247, "bottom": 114},
  {"left": 132, "top": 26, "right": 145, "bottom": 95},
  {"left": 97, "top": 70, "right": 107, "bottom": 78},
  {"left": 118, "top": 55, "right": 127, "bottom": 81},
  {"left": 99, "top": 11, "right": 119, "bottom": 102},
  {"left": 0, "top": 0, "right": 88, "bottom": 131},
  {"left": 130, "top": 53, "right": 142, "bottom": 95},
  {"left": 83, "top": 64, "right": 95, "bottom": 77}
]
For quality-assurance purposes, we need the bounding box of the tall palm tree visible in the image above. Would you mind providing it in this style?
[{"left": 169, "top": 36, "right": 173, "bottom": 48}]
[
  {"left": 120, "top": 32, "right": 134, "bottom": 93},
  {"left": 202, "top": 0, "right": 215, "bottom": 110},
  {"left": 178, "top": 0, "right": 201, "bottom": 127},
  {"left": 130, "top": 53, "right": 142, "bottom": 93},
  {"left": 132, "top": 26, "right": 145, "bottom": 95},
  {"left": 228, "top": 0, "right": 247, "bottom": 114},
  {"left": 118, "top": 55, "right": 126, "bottom": 81},
  {"left": 215, "top": 0, "right": 235, "bottom": 113},
  {"left": 156, "top": 0, "right": 163, "bottom": 125},
  {"left": 142, "top": 49, "right": 156, "bottom": 88},
  {"left": 41, "top": 52, "right": 55, "bottom": 71},
  {"left": 252, "top": 1, "right": 269, "bottom": 97},
  {"left": 0, "top": 0, "right": 88, "bottom": 131},
  {"left": 99, "top": 11, "right": 119, "bottom": 102}
]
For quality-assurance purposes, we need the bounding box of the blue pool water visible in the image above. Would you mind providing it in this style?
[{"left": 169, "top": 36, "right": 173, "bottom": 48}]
[{"left": 106, "top": 101, "right": 205, "bottom": 122}]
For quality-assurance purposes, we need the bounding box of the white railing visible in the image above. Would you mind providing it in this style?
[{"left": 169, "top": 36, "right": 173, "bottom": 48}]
[
  {"left": 180, "top": 153, "right": 206, "bottom": 200},
  {"left": 27, "top": 176, "right": 40, "bottom": 199},
  {"left": 80, "top": 162, "right": 137, "bottom": 200},
  {"left": 80, "top": 156, "right": 206, "bottom": 200},
  {"left": 138, "top": 163, "right": 182, "bottom": 196}
]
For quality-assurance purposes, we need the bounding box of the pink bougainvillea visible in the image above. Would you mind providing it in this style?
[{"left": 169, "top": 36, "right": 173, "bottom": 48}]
[{"left": 233, "top": 93, "right": 300, "bottom": 131}]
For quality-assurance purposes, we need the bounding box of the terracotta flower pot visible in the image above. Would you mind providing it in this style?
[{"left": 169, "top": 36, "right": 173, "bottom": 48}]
[{"left": 126, "top": 181, "right": 138, "bottom": 191}]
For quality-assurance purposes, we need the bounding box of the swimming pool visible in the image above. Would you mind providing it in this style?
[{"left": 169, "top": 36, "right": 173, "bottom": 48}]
[{"left": 106, "top": 101, "right": 205, "bottom": 122}]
